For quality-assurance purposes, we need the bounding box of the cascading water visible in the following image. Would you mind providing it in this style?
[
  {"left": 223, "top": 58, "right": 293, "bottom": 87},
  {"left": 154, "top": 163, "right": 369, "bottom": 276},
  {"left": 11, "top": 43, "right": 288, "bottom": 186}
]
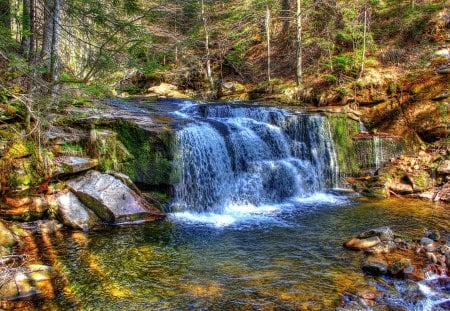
[{"left": 171, "top": 103, "right": 339, "bottom": 214}]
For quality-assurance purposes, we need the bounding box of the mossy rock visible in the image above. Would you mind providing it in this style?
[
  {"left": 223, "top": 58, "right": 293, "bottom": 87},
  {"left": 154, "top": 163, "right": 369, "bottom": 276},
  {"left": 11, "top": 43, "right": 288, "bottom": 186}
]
[
  {"left": 113, "top": 122, "right": 178, "bottom": 186},
  {"left": 327, "top": 113, "right": 361, "bottom": 179},
  {"left": 4, "top": 140, "right": 32, "bottom": 160}
]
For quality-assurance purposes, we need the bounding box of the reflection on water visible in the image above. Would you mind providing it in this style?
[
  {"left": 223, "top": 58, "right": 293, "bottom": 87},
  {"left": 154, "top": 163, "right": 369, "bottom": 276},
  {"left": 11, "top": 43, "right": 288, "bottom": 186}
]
[{"left": 13, "top": 198, "right": 450, "bottom": 310}]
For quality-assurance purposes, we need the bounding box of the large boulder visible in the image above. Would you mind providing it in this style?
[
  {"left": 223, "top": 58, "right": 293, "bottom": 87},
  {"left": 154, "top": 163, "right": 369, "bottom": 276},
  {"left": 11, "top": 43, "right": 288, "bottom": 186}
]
[
  {"left": 147, "top": 83, "right": 189, "bottom": 98},
  {"left": 68, "top": 171, "right": 162, "bottom": 223},
  {"left": 56, "top": 191, "right": 100, "bottom": 231}
]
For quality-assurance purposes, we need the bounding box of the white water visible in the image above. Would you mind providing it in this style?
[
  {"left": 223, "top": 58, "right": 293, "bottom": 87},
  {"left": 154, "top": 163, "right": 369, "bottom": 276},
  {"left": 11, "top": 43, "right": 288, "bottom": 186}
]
[
  {"left": 170, "top": 102, "right": 341, "bottom": 223},
  {"left": 169, "top": 192, "right": 348, "bottom": 227}
]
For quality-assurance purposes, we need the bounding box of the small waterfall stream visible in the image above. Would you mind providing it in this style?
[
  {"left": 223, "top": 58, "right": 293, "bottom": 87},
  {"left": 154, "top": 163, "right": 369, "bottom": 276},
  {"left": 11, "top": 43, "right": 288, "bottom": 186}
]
[{"left": 171, "top": 103, "right": 338, "bottom": 214}]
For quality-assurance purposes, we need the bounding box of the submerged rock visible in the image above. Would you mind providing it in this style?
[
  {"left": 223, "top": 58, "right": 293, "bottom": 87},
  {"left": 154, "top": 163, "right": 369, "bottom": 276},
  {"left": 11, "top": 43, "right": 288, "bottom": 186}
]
[
  {"left": 68, "top": 170, "right": 162, "bottom": 223},
  {"left": 362, "top": 256, "right": 388, "bottom": 275},
  {"left": 56, "top": 191, "right": 100, "bottom": 231},
  {"left": 402, "top": 265, "right": 425, "bottom": 281},
  {"left": 389, "top": 258, "right": 411, "bottom": 276}
]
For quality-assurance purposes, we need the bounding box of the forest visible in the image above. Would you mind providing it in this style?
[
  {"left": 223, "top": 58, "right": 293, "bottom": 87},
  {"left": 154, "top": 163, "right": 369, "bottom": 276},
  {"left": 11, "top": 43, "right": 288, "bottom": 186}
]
[{"left": 0, "top": 0, "right": 449, "bottom": 310}]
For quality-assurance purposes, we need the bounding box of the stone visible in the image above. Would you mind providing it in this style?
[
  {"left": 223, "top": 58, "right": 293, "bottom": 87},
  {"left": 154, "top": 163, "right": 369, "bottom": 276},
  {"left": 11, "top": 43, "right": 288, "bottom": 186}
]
[
  {"left": 364, "top": 241, "right": 396, "bottom": 255},
  {"left": 0, "top": 271, "right": 36, "bottom": 299},
  {"left": 221, "top": 81, "right": 246, "bottom": 96},
  {"left": 3, "top": 140, "right": 32, "bottom": 159},
  {"left": 389, "top": 258, "right": 411, "bottom": 276},
  {"left": 344, "top": 236, "right": 381, "bottom": 250},
  {"left": 54, "top": 156, "right": 98, "bottom": 175},
  {"left": 107, "top": 171, "right": 142, "bottom": 195},
  {"left": 426, "top": 252, "right": 438, "bottom": 264},
  {"left": 147, "top": 83, "right": 188, "bottom": 98},
  {"left": 420, "top": 237, "right": 434, "bottom": 246},
  {"left": 389, "top": 182, "right": 414, "bottom": 194},
  {"left": 434, "top": 49, "right": 450, "bottom": 59},
  {"left": 37, "top": 220, "right": 63, "bottom": 234},
  {"left": 27, "top": 264, "right": 57, "bottom": 282},
  {"left": 362, "top": 256, "right": 388, "bottom": 275},
  {"left": 437, "top": 64, "right": 450, "bottom": 74},
  {"left": 426, "top": 229, "right": 441, "bottom": 241},
  {"left": 358, "top": 227, "right": 395, "bottom": 241},
  {"left": 437, "top": 160, "right": 450, "bottom": 175},
  {"left": 68, "top": 170, "right": 159, "bottom": 223},
  {"left": 432, "top": 91, "right": 450, "bottom": 101},
  {"left": 403, "top": 265, "right": 425, "bottom": 281},
  {"left": 56, "top": 191, "right": 100, "bottom": 231},
  {"left": 0, "top": 221, "right": 17, "bottom": 247}
]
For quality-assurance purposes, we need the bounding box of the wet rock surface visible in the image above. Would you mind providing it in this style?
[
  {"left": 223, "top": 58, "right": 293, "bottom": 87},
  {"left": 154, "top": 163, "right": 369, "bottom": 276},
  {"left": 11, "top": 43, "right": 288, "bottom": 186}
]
[
  {"left": 342, "top": 227, "right": 450, "bottom": 310},
  {"left": 56, "top": 191, "right": 100, "bottom": 231},
  {"left": 68, "top": 170, "right": 164, "bottom": 223}
]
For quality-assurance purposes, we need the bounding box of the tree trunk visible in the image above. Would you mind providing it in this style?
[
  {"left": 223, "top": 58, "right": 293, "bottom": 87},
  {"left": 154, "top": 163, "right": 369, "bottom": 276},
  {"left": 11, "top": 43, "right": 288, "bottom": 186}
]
[
  {"left": 41, "top": 0, "right": 54, "bottom": 70},
  {"left": 50, "top": 0, "right": 60, "bottom": 83},
  {"left": 21, "top": 0, "right": 30, "bottom": 58},
  {"left": 201, "top": 0, "right": 214, "bottom": 89},
  {"left": 281, "top": 0, "right": 290, "bottom": 35},
  {"left": 29, "top": 0, "right": 35, "bottom": 63},
  {"left": 265, "top": 5, "right": 271, "bottom": 83},
  {"left": 295, "top": 0, "right": 302, "bottom": 86},
  {"left": 359, "top": 6, "right": 367, "bottom": 79}
]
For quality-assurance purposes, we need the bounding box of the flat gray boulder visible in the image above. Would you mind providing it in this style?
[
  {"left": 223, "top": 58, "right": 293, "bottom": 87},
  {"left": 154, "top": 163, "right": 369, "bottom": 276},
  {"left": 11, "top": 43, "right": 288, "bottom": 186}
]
[
  {"left": 67, "top": 171, "right": 157, "bottom": 223},
  {"left": 56, "top": 191, "right": 100, "bottom": 230}
]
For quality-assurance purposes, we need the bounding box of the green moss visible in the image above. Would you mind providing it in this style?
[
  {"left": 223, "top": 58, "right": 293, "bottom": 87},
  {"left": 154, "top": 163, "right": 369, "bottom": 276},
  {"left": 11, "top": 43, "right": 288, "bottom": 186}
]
[
  {"left": 114, "top": 122, "right": 178, "bottom": 186},
  {"left": 327, "top": 114, "right": 361, "bottom": 179}
]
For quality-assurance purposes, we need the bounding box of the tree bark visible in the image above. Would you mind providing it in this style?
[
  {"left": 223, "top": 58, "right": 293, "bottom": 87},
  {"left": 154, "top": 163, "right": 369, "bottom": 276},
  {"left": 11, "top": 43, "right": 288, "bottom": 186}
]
[
  {"left": 281, "top": 0, "right": 290, "bottom": 35},
  {"left": 21, "top": 0, "right": 31, "bottom": 58},
  {"left": 50, "top": 0, "right": 60, "bottom": 83},
  {"left": 295, "top": 0, "right": 302, "bottom": 86},
  {"left": 41, "top": 0, "right": 54, "bottom": 69},
  {"left": 29, "top": 0, "right": 36, "bottom": 63},
  {"left": 265, "top": 5, "right": 271, "bottom": 83},
  {"left": 359, "top": 6, "right": 367, "bottom": 79},
  {"left": 201, "top": 0, "right": 214, "bottom": 89}
]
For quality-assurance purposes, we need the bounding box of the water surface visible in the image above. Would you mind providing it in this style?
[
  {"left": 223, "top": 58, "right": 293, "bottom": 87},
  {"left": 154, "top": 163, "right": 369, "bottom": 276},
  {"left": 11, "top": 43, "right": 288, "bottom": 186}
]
[{"left": 22, "top": 197, "right": 449, "bottom": 310}]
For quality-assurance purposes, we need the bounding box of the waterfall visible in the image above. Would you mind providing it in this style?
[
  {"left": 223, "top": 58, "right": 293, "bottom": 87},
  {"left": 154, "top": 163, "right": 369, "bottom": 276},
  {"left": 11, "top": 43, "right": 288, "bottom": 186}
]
[
  {"left": 373, "top": 136, "right": 383, "bottom": 170},
  {"left": 172, "top": 104, "right": 339, "bottom": 213}
]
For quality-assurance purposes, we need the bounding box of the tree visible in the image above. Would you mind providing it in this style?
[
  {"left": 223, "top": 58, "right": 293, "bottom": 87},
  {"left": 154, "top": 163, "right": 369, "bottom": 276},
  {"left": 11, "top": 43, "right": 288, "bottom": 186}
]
[
  {"left": 295, "top": 0, "right": 302, "bottom": 86},
  {"left": 200, "top": 0, "right": 214, "bottom": 88}
]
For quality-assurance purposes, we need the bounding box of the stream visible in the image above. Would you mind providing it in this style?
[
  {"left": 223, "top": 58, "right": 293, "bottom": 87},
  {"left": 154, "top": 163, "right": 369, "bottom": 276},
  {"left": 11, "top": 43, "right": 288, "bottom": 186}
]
[{"left": 13, "top": 99, "right": 450, "bottom": 310}]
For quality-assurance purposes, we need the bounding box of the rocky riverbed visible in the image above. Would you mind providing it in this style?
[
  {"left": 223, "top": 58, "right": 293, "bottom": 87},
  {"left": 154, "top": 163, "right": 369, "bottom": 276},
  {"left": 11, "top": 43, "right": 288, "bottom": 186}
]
[{"left": 340, "top": 226, "right": 450, "bottom": 310}]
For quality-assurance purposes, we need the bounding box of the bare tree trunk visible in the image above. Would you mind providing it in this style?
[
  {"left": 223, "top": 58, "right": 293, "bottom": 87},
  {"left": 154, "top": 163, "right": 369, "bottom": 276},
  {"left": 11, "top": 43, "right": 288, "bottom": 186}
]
[
  {"left": 265, "top": 5, "right": 271, "bottom": 83},
  {"left": 201, "top": 0, "right": 214, "bottom": 89},
  {"left": 21, "top": 0, "right": 30, "bottom": 58},
  {"left": 41, "top": 0, "right": 54, "bottom": 70},
  {"left": 295, "top": 0, "right": 302, "bottom": 86},
  {"left": 29, "top": 0, "right": 35, "bottom": 63},
  {"left": 50, "top": 0, "right": 60, "bottom": 83},
  {"left": 359, "top": 6, "right": 367, "bottom": 79}
]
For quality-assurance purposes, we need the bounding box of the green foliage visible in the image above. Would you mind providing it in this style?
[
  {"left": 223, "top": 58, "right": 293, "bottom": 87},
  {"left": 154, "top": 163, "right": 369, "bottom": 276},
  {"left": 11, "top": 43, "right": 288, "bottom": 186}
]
[
  {"left": 323, "top": 74, "right": 338, "bottom": 83},
  {"left": 333, "top": 54, "right": 354, "bottom": 73},
  {"left": 81, "top": 84, "right": 113, "bottom": 99}
]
